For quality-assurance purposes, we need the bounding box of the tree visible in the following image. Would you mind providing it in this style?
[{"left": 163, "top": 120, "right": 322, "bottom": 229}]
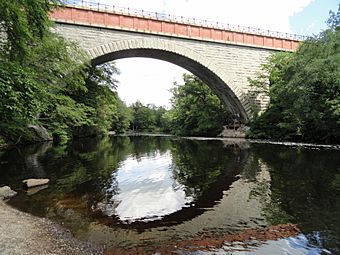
[
  {"left": 127, "top": 102, "right": 173, "bottom": 133},
  {"left": 69, "top": 63, "right": 121, "bottom": 137},
  {"left": 31, "top": 34, "right": 93, "bottom": 142},
  {"left": 169, "top": 74, "right": 231, "bottom": 136},
  {"left": 111, "top": 99, "right": 132, "bottom": 134},
  {"left": 0, "top": 0, "right": 90, "bottom": 143},
  {"left": 0, "top": 0, "right": 59, "bottom": 61},
  {"left": 0, "top": 0, "right": 127, "bottom": 144},
  {"left": 248, "top": 5, "right": 340, "bottom": 144},
  {"left": 130, "top": 101, "right": 157, "bottom": 132}
]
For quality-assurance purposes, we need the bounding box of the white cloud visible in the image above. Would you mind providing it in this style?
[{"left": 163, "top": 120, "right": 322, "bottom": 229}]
[
  {"left": 103, "top": 152, "right": 193, "bottom": 222},
  {"left": 116, "top": 58, "right": 186, "bottom": 107},
  {"left": 99, "top": 0, "right": 314, "bottom": 32}
]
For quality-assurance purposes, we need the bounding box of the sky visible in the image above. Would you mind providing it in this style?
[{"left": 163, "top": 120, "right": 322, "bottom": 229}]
[{"left": 95, "top": 0, "right": 340, "bottom": 107}]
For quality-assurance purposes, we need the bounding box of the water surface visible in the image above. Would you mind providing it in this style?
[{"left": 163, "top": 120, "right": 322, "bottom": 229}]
[{"left": 0, "top": 135, "right": 339, "bottom": 253}]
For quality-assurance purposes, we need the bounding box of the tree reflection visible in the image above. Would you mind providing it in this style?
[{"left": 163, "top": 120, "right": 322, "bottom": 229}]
[
  {"left": 6, "top": 136, "right": 251, "bottom": 228},
  {"left": 170, "top": 139, "right": 246, "bottom": 199},
  {"left": 251, "top": 143, "right": 340, "bottom": 254},
  {"left": 2, "top": 137, "right": 340, "bottom": 252}
]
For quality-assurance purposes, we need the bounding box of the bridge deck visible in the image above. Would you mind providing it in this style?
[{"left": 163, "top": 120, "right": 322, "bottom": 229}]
[{"left": 50, "top": 4, "right": 302, "bottom": 51}]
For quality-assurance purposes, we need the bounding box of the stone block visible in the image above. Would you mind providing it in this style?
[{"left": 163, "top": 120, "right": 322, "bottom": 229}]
[
  {"left": 23, "top": 179, "right": 50, "bottom": 188},
  {"left": 0, "top": 186, "right": 17, "bottom": 200}
]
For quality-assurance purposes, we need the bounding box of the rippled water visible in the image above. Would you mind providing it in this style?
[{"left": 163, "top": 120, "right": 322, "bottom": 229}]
[
  {"left": 188, "top": 233, "right": 331, "bottom": 255},
  {"left": 0, "top": 135, "right": 339, "bottom": 254}
]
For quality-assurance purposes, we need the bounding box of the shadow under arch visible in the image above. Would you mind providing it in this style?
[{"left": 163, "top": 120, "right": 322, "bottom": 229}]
[{"left": 88, "top": 39, "right": 250, "bottom": 123}]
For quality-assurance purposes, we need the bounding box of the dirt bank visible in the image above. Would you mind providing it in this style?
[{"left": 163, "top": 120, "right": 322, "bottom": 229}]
[{"left": 0, "top": 201, "right": 103, "bottom": 255}]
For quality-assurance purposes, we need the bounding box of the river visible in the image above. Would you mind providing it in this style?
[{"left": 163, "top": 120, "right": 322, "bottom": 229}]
[{"left": 0, "top": 135, "right": 339, "bottom": 254}]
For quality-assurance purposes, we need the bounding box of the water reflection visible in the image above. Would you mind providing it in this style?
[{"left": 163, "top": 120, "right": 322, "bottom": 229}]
[
  {"left": 191, "top": 233, "right": 331, "bottom": 255},
  {"left": 82, "top": 137, "right": 249, "bottom": 229},
  {"left": 97, "top": 151, "right": 192, "bottom": 222},
  {"left": 1, "top": 136, "right": 340, "bottom": 253}
]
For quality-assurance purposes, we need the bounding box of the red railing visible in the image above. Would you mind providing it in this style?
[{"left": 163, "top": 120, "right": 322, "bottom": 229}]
[{"left": 59, "top": 0, "right": 307, "bottom": 41}]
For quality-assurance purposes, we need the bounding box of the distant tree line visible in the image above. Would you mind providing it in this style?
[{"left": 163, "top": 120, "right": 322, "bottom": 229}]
[{"left": 123, "top": 74, "right": 231, "bottom": 137}]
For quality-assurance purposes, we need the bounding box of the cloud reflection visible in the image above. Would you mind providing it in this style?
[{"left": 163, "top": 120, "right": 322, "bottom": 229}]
[{"left": 100, "top": 151, "right": 193, "bottom": 222}]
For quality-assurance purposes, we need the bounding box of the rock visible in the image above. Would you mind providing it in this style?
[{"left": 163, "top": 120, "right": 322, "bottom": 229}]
[
  {"left": 27, "top": 125, "right": 52, "bottom": 142},
  {"left": 0, "top": 186, "right": 17, "bottom": 200},
  {"left": 219, "top": 125, "right": 248, "bottom": 138},
  {"left": 26, "top": 184, "right": 49, "bottom": 196},
  {"left": 23, "top": 178, "right": 50, "bottom": 188}
]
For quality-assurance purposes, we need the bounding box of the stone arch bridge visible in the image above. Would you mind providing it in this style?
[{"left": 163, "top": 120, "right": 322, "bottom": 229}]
[{"left": 50, "top": 2, "right": 303, "bottom": 123}]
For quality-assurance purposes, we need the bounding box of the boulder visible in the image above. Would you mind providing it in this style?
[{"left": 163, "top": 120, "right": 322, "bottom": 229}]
[
  {"left": 219, "top": 125, "right": 248, "bottom": 138},
  {"left": 26, "top": 184, "right": 49, "bottom": 196},
  {"left": 27, "top": 125, "right": 52, "bottom": 142},
  {"left": 0, "top": 186, "right": 17, "bottom": 200},
  {"left": 23, "top": 178, "right": 50, "bottom": 188}
]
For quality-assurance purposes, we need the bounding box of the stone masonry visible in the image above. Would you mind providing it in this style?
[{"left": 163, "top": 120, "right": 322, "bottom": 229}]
[{"left": 51, "top": 6, "right": 301, "bottom": 122}]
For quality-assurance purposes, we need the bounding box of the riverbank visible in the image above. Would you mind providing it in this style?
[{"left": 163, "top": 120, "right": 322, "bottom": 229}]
[
  {"left": 0, "top": 200, "right": 103, "bottom": 255},
  {"left": 0, "top": 198, "right": 301, "bottom": 255}
]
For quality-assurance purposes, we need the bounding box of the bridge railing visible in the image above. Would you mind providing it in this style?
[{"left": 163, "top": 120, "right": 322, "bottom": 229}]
[{"left": 59, "top": 0, "right": 307, "bottom": 41}]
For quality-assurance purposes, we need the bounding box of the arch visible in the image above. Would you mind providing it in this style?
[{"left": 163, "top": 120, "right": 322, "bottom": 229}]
[{"left": 87, "top": 38, "right": 251, "bottom": 123}]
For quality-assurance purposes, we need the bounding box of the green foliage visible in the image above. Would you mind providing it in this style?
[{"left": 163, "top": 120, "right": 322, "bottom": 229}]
[
  {"left": 0, "top": 0, "right": 129, "bottom": 144},
  {"left": 25, "top": 33, "right": 88, "bottom": 93},
  {"left": 129, "top": 101, "right": 168, "bottom": 132},
  {"left": 0, "top": 33, "right": 94, "bottom": 143},
  {"left": 119, "top": 75, "right": 231, "bottom": 136},
  {"left": 31, "top": 35, "right": 94, "bottom": 142},
  {"left": 42, "top": 93, "right": 94, "bottom": 143},
  {"left": 248, "top": 7, "right": 340, "bottom": 143},
  {"left": 130, "top": 101, "right": 156, "bottom": 132},
  {"left": 69, "top": 63, "right": 121, "bottom": 136},
  {"left": 159, "top": 109, "right": 174, "bottom": 133},
  {"left": 0, "top": 136, "right": 6, "bottom": 148},
  {"left": 111, "top": 99, "right": 132, "bottom": 133},
  {"left": 327, "top": 7, "right": 340, "bottom": 29},
  {"left": 169, "top": 74, "right": 230, "bottom": 136},
  {"left": 0, "top": 0, "right": 89, "bottom": 144},
  {"left": 0, "top": 0, "right": 59, "bottom": 61},
  {"left": 0, "top": 58, "right": 44, "bottom": 123}
]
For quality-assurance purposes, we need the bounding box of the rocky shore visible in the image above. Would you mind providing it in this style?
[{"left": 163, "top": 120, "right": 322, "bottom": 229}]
[
  {"left": 0, "top": 200, "right": 103, "bottom": 255},
  {"left": 0, "top": 185, "right": 300, "bottom": 255},
  {"left": 0, "top": 198, "right": 301, "bottom": 255}
]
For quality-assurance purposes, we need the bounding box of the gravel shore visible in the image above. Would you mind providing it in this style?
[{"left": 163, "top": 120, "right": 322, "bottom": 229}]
[
  {"left": 0, "top": 200, "right": 103, "bottom": 255},
  {"left": 0, "top": 199, "right": 301, "bottom": 255}
]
